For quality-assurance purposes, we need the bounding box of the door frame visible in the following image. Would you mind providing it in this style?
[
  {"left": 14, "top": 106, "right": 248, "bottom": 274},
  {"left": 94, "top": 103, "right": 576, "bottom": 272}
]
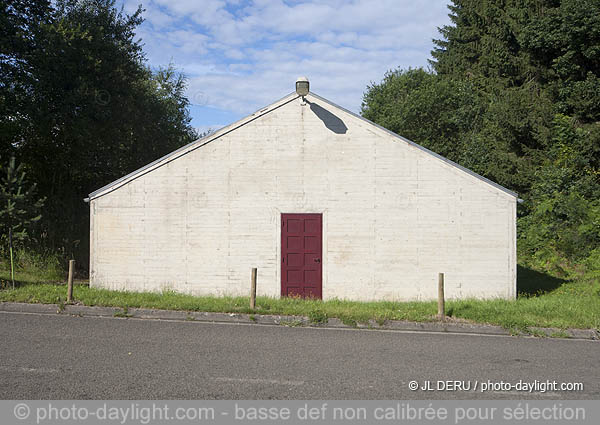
[{"left": 277, "top": 210, "right": 327, "bottom": 299}]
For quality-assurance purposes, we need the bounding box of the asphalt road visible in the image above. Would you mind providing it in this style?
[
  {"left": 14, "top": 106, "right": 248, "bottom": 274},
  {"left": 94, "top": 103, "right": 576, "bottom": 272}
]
[{"left": 0, "top": 311, "right": 598, "bottom": 399}]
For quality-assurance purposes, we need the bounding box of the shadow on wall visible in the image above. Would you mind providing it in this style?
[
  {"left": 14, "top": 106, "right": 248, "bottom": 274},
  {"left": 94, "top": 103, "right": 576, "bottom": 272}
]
[
  {"left": 517, "top": 264, "right": 567, "bottom": 296},
  {"left": 307, "top": 101, "right": 348, "bottom": 134}
]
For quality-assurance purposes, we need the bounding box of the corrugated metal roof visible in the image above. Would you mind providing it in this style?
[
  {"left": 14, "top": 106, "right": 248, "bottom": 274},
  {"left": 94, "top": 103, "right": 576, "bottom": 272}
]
[{"left": 87, "top": 91, "right": 518, "bottom": 201}]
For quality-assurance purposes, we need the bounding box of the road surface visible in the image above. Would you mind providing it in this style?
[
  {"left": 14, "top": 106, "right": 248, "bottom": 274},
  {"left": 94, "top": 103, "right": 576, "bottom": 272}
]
[{"left": 0, "top": 311, "right": 597, "bottom": 399}]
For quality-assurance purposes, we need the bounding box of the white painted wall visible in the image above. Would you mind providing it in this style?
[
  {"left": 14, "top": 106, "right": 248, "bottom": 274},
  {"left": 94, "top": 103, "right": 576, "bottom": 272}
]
[{"left": 89, "top": 93, "right": 516, "bottom": 301}]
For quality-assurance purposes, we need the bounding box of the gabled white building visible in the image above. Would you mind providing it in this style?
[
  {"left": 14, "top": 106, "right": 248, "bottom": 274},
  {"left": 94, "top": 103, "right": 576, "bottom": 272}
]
[{"left": 87, "top": 79, "right": 517, "bottom": 301}]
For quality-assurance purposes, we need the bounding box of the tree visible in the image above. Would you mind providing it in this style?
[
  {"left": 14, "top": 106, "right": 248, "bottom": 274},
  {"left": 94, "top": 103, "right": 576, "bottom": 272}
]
[
  {"left": 362, "top": 0, "right": 600, "bottom": 275},
  {"left": 519, "top": 0, "right": 600, "bottom": 122},
  {"left": 431, "top": 0, "right": 600, "bottom": 123},
  {"left": 0, "top": 0, "right": 52, "bottom": 160},
  {"left": 430, "top": 0, "right": 537, "bottom": 88},
  {"left": 519, "top": 114, "right": 600, "bottom": 273},
  {"left": 361, "top": 68, "right": 484, "bottom": 161},
  {"left": 0, "top": 157, "right": 45, "bottom": 288},
  {"left": 1, "top": 0, "right": 197, "bottom": 267},
  {"left": 360, "top": 68, "right": 547, "bottom": 193}
]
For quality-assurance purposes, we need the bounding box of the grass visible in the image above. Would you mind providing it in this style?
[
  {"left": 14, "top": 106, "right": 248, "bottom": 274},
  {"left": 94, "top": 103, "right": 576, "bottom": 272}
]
[
  {"left": 0, "top": 248, "right": 64, "bottom": 288},
  {"left": 307, "top": 310, "right": 328, "bottom": 325},
  {"left": 0, "top": 278, "right": 598, "bottom": 331},
  {"left": 1, "top": 257, "right": 598, "bottom": 332},
  {"left": 280, "top": 320, "right": 304, "bottom": 327},
  {"left": 113, "top": 306, "right": 132, "bottom": 318}
]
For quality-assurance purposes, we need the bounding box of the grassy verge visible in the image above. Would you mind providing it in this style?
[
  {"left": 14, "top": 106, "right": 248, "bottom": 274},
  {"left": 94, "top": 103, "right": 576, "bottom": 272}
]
[
  {"left": 0, "top": 276, "right": 598, "bottom": 331},
  {"left": 1, "top": 252, "right": 598, "bottom": 331}
]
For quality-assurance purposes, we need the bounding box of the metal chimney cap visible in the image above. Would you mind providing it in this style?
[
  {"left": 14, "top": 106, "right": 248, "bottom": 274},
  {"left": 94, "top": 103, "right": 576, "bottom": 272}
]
[{"left": 296, "top": 77, "right": 309, "bottom": 96}]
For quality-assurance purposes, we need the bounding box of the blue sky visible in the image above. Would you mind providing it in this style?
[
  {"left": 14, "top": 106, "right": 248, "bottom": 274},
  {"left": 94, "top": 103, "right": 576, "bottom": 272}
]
[{"left": 120, "top": 0, "right": 452, "bottom": 134}]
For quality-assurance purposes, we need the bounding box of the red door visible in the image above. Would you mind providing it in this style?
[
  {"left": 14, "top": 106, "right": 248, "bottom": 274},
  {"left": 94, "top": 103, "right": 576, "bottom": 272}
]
[{"left": 281, "top": 213, "right": 322, "bottom": 299}]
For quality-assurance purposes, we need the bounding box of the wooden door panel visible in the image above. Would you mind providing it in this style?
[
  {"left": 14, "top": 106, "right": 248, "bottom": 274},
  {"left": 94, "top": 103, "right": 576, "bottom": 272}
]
[{"left": 281, "top": 213, "right": 322, "bottom": 299}]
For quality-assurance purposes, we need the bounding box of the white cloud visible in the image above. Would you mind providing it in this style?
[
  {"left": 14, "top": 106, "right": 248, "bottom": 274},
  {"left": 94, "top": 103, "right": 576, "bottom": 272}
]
[{"left": 121, "top": 0, "right": 451, "bottom": 124}]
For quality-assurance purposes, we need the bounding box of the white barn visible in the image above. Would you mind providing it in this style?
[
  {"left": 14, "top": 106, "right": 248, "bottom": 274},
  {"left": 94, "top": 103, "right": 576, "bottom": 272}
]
[{"left": 87, "top": 79, "right": 517, "bottom": 301}]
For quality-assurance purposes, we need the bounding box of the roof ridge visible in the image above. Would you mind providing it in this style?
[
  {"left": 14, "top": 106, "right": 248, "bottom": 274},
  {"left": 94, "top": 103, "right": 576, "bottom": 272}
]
[{"left": 87, "top": 90, "right": 517, "bottom": 201}]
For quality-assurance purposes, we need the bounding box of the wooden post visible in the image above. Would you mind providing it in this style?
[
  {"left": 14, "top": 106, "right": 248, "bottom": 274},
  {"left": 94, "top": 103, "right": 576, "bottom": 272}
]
[
  {"left": 250, "top": 267, "right": 257, "bottom": 309},
  {"left": 67, "top": 260, "right": 75, "bottom": 303},
  {"left": 9, "top": 227, "right": 14, "bottom": 289},
  {"left": 438, "top": 272, "right": 445, "bottom": 320}
]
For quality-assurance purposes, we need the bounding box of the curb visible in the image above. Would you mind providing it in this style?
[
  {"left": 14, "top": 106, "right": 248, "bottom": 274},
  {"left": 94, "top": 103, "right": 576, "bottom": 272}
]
[{"left": 0, "top": 302, "right": 598, "bottom": 340}]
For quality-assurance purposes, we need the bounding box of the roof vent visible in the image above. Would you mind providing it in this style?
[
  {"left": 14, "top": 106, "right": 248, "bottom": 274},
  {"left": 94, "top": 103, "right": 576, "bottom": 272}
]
[{"left": 296, "top": 77, "right": 309, "bottom": 96}]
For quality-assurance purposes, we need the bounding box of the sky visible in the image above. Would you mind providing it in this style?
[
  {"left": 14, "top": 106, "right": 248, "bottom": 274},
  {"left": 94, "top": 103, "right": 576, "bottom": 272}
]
[{"left": 119, "top": 0, "right": 452, "bottom": 135}]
